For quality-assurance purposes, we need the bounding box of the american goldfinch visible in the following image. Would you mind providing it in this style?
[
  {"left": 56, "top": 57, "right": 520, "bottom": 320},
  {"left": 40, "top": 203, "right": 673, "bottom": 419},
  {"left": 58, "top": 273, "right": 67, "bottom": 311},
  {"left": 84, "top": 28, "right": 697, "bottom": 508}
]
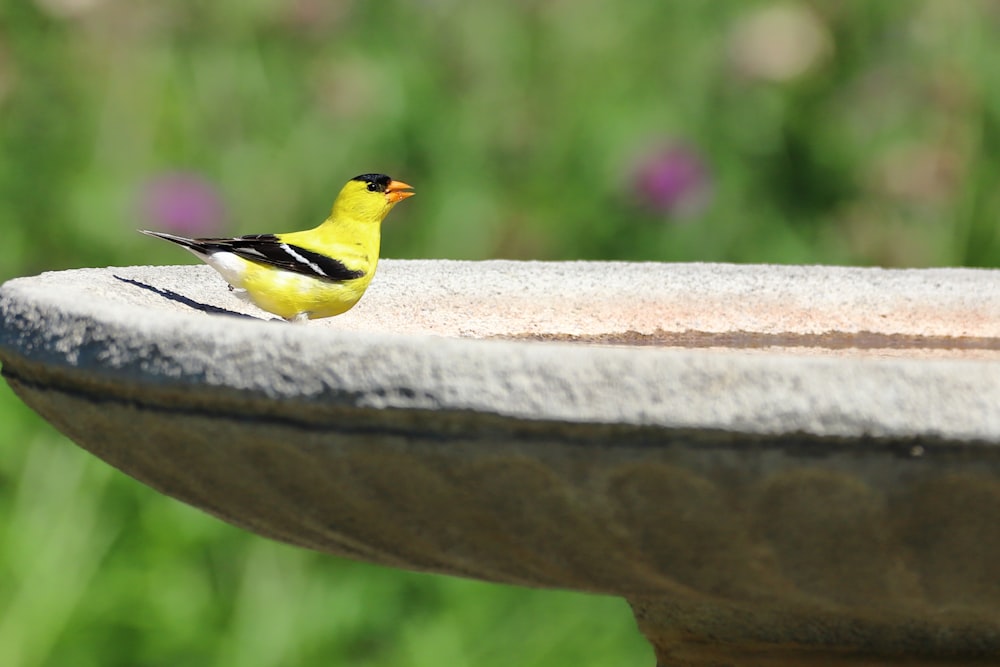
[{"left": 141, "top": 173, "right": 414, "bottom": 321}]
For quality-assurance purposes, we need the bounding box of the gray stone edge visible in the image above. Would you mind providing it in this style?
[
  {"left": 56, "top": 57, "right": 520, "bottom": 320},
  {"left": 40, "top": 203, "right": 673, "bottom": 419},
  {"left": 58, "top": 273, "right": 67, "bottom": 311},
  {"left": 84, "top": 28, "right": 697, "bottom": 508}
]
[{"left": 1, "top": 262, "right": 999, "bottom": 443}]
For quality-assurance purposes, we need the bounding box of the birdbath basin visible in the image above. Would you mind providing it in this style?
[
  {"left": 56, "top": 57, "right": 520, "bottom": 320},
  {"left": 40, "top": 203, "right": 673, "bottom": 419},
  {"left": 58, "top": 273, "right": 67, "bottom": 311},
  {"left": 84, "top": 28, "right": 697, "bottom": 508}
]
[{"left": 2, "top": 260, "right": 1000, "bottom": 666}]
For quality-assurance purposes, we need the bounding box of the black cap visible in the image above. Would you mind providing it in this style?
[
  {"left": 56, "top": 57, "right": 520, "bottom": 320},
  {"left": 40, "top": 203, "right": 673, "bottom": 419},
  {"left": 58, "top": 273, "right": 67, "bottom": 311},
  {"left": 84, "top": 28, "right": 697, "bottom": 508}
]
[{"left": 352, "top": 173, "right": 392, "bottom": 193}]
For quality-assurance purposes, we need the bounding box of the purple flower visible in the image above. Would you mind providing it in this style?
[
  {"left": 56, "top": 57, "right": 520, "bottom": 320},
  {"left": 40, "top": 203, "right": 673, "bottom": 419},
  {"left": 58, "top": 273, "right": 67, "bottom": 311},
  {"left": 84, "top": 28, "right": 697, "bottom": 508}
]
[
  {"left": 139, "top": 172, "right": 226, "bottom": 235},
  {"left": 634, "top": 144, "right": 712, "bottom": 219}
]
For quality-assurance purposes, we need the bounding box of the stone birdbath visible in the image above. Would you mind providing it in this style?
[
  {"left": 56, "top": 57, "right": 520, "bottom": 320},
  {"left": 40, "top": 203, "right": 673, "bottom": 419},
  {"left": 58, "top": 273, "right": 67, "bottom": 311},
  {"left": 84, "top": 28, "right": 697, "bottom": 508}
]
[{"left": 1, "top": 260, "right": 999, "bottom": 666}]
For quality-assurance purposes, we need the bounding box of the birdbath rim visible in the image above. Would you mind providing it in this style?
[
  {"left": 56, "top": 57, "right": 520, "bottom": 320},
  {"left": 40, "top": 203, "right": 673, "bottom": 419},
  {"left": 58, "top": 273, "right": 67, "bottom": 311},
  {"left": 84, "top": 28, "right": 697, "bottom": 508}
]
[{"left": 1, "top": 260, "right": 998, "bottom": 444}]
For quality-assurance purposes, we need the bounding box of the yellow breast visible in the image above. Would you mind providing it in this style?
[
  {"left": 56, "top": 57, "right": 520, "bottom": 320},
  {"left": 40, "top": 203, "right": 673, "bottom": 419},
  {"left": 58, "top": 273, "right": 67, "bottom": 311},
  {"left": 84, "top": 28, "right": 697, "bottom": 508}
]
[{"left": 239, "top": 257, "right": 376, "bottom": 320}]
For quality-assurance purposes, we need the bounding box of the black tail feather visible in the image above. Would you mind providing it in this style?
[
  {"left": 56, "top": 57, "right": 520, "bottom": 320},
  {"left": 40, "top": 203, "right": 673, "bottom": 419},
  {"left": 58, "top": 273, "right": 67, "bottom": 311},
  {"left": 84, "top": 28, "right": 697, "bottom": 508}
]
[{"left": 139, "top": 230, "right": 212, "bottom": 255}]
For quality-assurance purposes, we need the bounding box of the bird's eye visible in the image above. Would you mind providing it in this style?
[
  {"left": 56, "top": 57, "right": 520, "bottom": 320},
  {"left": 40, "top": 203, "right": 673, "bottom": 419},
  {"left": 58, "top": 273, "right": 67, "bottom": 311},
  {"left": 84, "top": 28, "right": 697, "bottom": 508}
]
[{"left": 367, "top": 182, "right": 379, "bottom": 192}]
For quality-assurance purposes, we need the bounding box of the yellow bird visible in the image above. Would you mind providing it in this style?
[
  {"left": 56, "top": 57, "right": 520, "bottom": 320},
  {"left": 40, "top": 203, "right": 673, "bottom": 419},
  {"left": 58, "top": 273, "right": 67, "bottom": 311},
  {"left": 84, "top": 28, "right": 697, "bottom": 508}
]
[{"left": 141, "top": 173, "right": 414, "bottom": 321}]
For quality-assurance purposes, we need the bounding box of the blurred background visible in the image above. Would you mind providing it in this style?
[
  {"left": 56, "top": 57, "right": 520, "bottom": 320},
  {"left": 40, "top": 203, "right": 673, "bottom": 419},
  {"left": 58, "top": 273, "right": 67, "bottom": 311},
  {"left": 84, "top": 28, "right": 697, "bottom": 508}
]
[{"left": 1, "top": 0, "right": 999, "bottom": 665}]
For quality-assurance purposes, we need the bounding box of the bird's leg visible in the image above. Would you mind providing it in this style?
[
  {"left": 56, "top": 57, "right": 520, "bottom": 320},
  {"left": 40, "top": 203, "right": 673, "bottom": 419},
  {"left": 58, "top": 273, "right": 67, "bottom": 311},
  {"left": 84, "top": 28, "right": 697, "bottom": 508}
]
[{"left": 286, "top": 312, "right": 311, "bottom": 324}]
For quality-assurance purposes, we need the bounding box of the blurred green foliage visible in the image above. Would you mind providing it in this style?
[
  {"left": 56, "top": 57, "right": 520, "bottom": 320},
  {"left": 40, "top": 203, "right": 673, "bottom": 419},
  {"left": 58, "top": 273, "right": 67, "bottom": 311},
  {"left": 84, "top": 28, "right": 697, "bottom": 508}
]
[{"left": 1, "top": 0, "right": 999, "bottom": 665}]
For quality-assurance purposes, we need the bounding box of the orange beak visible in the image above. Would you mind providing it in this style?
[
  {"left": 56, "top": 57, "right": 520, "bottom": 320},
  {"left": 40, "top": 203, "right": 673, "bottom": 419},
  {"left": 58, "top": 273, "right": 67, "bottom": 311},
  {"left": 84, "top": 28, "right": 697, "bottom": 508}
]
[{"left": 385, "top": 180, "right": 415, "bottom": 204}]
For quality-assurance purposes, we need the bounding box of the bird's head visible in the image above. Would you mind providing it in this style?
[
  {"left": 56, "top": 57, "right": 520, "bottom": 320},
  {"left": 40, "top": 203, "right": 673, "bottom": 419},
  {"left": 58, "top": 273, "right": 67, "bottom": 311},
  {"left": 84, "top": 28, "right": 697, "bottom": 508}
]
[{"left": 331, "top": 173, "right": 415, "bottom": 224}]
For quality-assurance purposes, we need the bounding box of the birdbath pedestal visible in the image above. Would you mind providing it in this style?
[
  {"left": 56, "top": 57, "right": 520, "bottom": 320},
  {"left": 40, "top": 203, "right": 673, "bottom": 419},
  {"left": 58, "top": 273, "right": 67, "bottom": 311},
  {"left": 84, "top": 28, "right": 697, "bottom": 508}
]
[{"left": 1, "top": 260, "right": 1000, "bottom": 666}]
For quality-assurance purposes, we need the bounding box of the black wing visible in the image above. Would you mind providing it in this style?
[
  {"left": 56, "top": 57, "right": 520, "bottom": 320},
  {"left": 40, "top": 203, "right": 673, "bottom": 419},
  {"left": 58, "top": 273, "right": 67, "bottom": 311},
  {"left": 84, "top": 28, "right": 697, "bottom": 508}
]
[{"left": 201, "top": 234, "right": 365, "bottom": 282}]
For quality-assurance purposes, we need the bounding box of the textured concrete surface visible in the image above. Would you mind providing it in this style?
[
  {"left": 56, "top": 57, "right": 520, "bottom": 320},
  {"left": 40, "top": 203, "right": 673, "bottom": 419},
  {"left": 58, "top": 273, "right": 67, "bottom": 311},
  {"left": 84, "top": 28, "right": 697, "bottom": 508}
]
[{"left": 2, "top": 261, "right": 1000, "bottom": 665}]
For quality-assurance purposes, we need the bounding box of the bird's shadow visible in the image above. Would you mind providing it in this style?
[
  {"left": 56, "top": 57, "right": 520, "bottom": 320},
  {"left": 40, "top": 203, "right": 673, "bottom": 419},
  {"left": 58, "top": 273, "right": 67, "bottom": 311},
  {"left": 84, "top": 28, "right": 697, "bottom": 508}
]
[{"left": 113, "top": 275, "right": 268, "bottom": 321}]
